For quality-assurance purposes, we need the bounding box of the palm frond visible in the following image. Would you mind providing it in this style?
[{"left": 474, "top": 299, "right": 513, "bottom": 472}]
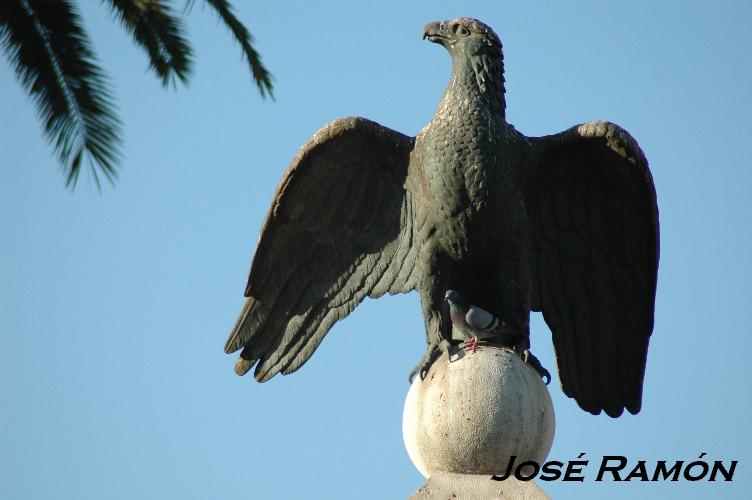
[
  {"left": 202, "top": 0, "right": 273, "bottom": 98},
  {"left": 104, "top": 0, "right": 192, "bottom": 87},
  {"left": 0, "top": 0, "right": 121, "bottom": 188}
]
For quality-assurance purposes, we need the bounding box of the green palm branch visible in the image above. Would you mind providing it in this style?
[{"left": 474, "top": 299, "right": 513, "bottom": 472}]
[
  {"left": 107, "top": 0, "right": 193, "bottom": 87},
  {"left": 0, "top": 0, "right": 273, "bottom": 189},
  {"left": 202, "top": 0, "right": 273, "bottom": 98}
]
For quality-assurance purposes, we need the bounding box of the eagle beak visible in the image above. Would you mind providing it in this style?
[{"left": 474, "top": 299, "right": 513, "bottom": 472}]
[{"left": 422, "top": 21, "right": 452, "bottom": 47}]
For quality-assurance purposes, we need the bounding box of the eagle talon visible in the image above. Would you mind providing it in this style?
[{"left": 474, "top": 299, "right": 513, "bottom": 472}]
[
  {"left": 522, "top": 350, "right": 551, "bottom": 385},
  {"left": 409, "top": 339, "right": 452, "bottom": 383}
]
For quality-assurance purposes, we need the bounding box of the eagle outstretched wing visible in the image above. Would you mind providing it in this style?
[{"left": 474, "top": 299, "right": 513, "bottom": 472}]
[
  {"left": 526, "top": 121, "right": 659, "bottom": 417},
  {"left": 225, "top": 117, "right": 419, "bottom": 382}
]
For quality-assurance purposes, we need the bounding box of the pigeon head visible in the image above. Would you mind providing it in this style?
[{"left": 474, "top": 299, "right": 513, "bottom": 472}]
[
  {"left": 445, "top": 289, "right": 463, "bottom": 304},
  {"left": 422, "top": 18, "right": 505, "bottom": 111}
]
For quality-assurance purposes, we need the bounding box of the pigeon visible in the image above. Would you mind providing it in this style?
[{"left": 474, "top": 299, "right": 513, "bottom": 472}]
[
  {"left": 445, "top": 290, "right": 551, "bottom": 384},
  {"left": 445, "top": 289, "right": 511, "bottom": 351}
]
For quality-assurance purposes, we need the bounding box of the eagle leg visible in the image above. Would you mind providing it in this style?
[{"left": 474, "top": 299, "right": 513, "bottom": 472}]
[
  {"left": 408, "top": 338, "right": 452, "bottom": 383},
  {"left": 521, "top": 349, "right": 551, "bottom": 385}
]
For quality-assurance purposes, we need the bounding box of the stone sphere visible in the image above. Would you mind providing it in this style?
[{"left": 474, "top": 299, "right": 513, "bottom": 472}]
[{"left": 402, "top": 347, "right": 555, "bottom": 477}]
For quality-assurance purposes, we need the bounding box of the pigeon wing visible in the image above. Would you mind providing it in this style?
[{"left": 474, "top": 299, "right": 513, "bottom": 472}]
[
  {"left": 465, "top": 305, "right": 498, "bottom": 331},
  {"left": 225, "top": 117, "right": 420, "bottom": 381},
  {"left": 526, "top": 121, "right": 659, "bottom": 417}
]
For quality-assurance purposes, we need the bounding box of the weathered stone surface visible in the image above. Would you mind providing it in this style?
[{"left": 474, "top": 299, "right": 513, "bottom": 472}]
[
  {"left": 403, "top": 347, "right": 555, "bottom": 477},
  {"left": 409, "top": 472, "right": 550, "bottom": 500}
]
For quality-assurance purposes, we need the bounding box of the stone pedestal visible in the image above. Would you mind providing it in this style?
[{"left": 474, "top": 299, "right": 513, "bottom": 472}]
[
  {"left": 408, "top": 472, "right": 550, "bottom": 500},
  {"left": 403, "top": 347, "right": 555, "bottom": 498}
]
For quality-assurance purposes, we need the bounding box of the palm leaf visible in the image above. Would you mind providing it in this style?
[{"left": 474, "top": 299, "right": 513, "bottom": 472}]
[
  {"left": 104, "top": 0, "right": 192, "bottom": 87},
  {"left": 0, "top": 0, "right": 121, "bottom": 188},
  {"left": 202, "top": 0, "right": 273, "bottom": 98}
]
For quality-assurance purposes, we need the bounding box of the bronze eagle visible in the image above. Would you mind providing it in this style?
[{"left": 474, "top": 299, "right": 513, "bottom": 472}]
[{"left": 224, "top": 18, "right": 659, "bottom": 417}]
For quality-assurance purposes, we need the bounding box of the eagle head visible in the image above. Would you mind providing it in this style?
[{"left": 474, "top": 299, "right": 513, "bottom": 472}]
[
  {"left": 421, "top": 18, "right": 505, "bottom": 103},
  {"left": 421, "top": 17, "right": 502, "bottom": 58}
]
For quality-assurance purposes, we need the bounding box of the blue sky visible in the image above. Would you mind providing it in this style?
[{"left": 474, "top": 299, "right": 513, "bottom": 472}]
[{"left": 1, "top": 1, "right": 751, "bottom": 498}]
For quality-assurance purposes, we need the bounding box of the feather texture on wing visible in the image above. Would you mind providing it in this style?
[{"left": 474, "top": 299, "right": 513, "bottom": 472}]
[
  {"left": 225, "top": 117, "right": 420, "bottom": 382},
  {"left": 526, "top": 120, "right": 659, "bottom": 417}
]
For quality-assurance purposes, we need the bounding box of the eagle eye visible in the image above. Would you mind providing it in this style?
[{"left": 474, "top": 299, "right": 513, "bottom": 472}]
[{"left": 457, "top": 25, "right": 470, "bottom": 37}]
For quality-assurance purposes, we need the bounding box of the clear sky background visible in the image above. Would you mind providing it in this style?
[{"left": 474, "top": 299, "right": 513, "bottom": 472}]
[{"left": 2, "top": 1, "right": 751, "bottom": 498}]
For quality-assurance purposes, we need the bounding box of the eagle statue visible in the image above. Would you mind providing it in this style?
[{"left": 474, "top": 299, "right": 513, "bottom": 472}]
[{"left": 224, "top": 18, "right": 659, "bottom": 418}]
